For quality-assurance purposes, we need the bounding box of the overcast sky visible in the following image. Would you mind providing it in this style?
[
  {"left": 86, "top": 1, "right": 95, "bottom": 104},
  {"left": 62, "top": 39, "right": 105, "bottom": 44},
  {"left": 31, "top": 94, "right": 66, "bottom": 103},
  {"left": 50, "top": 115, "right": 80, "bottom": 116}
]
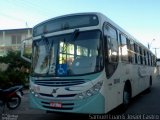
[{"left": 0, "top": 0, "right": 160, "bottom": 57}]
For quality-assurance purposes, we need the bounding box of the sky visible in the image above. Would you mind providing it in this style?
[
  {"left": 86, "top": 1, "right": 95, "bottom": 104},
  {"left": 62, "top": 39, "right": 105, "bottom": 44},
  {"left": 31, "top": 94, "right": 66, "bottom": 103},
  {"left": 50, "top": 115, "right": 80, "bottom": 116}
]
[{"left": 0, "top": 0, "right": 160, "bottom": 57}]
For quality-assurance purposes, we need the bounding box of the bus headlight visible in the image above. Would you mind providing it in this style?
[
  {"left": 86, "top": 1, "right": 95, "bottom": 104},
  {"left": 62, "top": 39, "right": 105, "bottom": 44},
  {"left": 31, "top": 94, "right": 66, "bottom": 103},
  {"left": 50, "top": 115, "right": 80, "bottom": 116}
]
[
  {"left": 75, "top": 81, "right": 103, "bottom": 99},
  {"left": 30, "top": 87, "right": 34, "bottom": 94},
  {"left": 30, "top": 87, "right": 39, "bottom": 97}
]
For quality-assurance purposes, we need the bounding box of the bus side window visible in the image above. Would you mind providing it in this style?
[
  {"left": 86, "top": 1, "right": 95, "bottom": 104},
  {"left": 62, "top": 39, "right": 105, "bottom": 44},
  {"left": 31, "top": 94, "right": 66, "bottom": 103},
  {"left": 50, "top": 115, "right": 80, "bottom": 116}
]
[
  {"left": 127, "top": 38, "right": 133, "bottom": 63},
  {"left": 137, "top": 45, "right": 141, "bottom": 64},
  {"left": 144, "top": 50, "right": 147, "bottom": 65},
  {"left": 147, "top": 51, "right": 150, "bottom": 66},
  {"left": 134, "top": 43, "right": 138, "bottom": 64},
  {"left": 150, "top": 53, "right": 153, "bottom": 66},
  {"left": 120, "top": 34, "right": 128, "bottom": 62},
  {"left": 104, "top": 24, "right": 118, "bottom": 63},
  {"left": 130, "top": 40, "right": 134, "bottom": 63},
  {"left": 103, "top": 23, "right": 118, "bottom": 78},
  {"left": 139, "top": 47, "right": 143, "bottom": 65}
]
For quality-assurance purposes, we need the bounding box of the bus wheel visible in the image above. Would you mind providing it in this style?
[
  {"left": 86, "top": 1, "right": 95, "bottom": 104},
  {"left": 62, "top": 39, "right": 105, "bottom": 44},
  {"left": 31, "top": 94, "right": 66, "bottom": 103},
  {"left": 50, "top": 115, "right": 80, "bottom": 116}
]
[
  {"left": 146, "top": 77, "right": 152, "bottom": 93},
  {"left": 122, "top": 83, "right": 131, "bottom": 111}
]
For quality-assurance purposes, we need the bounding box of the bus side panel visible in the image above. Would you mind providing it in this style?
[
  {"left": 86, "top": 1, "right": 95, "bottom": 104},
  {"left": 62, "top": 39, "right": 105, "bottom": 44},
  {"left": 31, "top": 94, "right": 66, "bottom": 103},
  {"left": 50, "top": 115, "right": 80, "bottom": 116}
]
[{"left": 102, "top": 63, "right": 125, "bottom": 113}]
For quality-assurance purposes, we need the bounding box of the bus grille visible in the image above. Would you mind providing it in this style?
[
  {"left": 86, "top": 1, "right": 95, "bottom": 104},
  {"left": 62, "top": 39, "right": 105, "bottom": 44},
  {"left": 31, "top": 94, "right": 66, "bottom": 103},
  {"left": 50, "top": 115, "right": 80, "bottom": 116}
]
[
  {"left": 39, "top": 93, "right": 76, "bottom": 98},
  {"left": 41, "top": 101, "right": 74, "bottom": 110},
  {"left": 34, "top": 79, "right": 85, "bottom": 87}
]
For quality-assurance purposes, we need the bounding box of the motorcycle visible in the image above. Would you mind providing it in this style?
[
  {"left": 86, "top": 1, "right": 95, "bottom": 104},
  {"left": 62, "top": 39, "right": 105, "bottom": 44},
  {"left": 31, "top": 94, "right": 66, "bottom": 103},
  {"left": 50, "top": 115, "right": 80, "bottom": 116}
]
[{"left": 0, "top": 85, "right": 23, "bottom": 112}]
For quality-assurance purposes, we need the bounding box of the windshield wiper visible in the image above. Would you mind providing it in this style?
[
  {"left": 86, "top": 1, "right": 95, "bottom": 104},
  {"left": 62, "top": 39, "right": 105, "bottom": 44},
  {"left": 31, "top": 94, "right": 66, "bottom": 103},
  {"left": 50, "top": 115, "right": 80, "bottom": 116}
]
[
  {"left": 41, "top": 35, "right": 52, "bottom": 75},
  {"left": 41, "top": 35, "right": 51, "bottom": 53},
  {"left": 72, "top": 29, "right": 79, "bottom": 41}
]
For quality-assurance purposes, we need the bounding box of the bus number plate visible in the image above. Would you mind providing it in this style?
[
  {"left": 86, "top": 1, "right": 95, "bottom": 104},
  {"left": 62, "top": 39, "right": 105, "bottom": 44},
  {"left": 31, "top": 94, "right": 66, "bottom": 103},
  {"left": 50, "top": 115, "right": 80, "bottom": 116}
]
[{"left": 50, "top": 102, "right": 62, "bottom": 108}]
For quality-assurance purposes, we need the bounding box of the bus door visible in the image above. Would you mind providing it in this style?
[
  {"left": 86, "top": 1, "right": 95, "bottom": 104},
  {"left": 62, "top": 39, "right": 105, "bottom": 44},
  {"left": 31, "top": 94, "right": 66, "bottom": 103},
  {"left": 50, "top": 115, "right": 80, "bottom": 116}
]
[{"left": 103, "top": 23, "right": 120, "bottom": 108}]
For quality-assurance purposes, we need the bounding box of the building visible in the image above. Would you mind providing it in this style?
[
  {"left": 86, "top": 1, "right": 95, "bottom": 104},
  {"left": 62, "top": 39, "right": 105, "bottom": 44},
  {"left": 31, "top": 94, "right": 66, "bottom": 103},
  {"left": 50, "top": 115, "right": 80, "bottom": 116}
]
[{"left": 0, "top": 28, "right": 32, "bottom": 56}]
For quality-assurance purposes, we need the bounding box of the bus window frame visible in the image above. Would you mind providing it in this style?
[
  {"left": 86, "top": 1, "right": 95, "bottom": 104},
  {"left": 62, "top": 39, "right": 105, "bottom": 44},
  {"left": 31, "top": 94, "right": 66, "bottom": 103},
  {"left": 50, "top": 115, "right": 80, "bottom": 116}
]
[
  {"left": 119, "top": 33, "right": 129, "bottom": 63},
  {"left": 103, "top": 22, "right": 119, "bottom": 78}
]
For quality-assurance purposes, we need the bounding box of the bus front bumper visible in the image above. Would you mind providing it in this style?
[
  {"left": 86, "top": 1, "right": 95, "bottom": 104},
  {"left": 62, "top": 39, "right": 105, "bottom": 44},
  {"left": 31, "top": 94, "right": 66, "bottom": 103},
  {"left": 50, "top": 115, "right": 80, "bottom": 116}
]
[{"left": 29, "top": 93, "right": 105, "bottom": 114}]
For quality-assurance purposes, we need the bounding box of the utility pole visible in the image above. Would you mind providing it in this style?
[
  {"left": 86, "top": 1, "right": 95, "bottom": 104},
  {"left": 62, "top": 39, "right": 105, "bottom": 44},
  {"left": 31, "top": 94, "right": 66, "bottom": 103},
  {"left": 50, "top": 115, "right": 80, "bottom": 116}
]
[
  {"left": 148, "top": 39, "right": 155, "bottom": 49},
  {"left": 153, "top": 48, "right": 160, "bottom": 58}
]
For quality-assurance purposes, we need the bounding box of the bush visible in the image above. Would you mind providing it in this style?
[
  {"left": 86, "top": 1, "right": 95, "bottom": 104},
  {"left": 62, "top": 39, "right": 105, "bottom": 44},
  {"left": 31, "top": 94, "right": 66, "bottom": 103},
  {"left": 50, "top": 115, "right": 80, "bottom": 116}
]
[
  {"left": 0, "top": 51, "right": 30, "bottom": 89},
  {"left": 0, "top": 71, "right": 10, "bottom": 89}
]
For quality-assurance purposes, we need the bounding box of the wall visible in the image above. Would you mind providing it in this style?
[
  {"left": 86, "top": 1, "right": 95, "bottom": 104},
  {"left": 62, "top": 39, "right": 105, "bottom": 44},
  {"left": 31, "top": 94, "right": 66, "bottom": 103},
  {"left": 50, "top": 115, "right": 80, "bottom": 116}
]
[{"left": 0, "top": 28, "right": 32, "bottom": 56}]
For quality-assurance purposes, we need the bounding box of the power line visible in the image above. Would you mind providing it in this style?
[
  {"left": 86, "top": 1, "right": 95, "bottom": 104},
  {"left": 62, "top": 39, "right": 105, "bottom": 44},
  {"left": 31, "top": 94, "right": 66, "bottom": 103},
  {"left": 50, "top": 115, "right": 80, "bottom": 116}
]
[
  {"left": 0, "top": 11, "right": 25, "bottom": 23},
  {"left": 13, "top": 0, "right": 52, "bottom": 18},
  {"left": 1, "top": 0, "right": 65, "bottom": 29},
  {"left": 22, "top": 0, "right": 54, "bottom": 15},
  {"left": 0, "top": 0, "right": 52, "bottom": 29}
]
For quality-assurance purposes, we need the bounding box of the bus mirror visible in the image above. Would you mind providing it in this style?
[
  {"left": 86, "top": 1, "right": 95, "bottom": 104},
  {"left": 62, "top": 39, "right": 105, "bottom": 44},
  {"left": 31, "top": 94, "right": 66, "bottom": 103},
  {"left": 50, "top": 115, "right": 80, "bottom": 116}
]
[{"left": 21, "top": 37, "right": 32, "bottom": 63}]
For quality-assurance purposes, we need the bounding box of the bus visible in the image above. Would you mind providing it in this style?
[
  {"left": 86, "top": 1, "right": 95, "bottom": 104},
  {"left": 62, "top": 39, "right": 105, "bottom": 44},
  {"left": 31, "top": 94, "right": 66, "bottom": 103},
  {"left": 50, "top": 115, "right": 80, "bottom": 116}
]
[{"left": 21, "top": 12, "right": 157, "bottom": 114}]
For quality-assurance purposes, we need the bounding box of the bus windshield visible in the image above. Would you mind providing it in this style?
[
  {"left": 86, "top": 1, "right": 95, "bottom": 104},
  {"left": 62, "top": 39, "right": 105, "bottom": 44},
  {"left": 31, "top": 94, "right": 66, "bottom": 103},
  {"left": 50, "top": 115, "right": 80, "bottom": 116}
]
[{"left": 32, "top": 30, "right": 103, "bottom": 76}]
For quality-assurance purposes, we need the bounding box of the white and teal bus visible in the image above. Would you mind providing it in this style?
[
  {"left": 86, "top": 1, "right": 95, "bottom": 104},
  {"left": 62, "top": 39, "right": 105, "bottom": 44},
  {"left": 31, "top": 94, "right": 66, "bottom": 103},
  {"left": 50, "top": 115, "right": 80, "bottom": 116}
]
[{"left": 22, "top": 12, "right": 157, "bottom": 114}]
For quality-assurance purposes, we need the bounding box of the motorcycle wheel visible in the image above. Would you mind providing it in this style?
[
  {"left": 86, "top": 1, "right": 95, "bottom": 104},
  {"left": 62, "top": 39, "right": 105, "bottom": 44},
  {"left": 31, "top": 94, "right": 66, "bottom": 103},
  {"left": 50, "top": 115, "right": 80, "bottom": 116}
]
[{"left": 7, "top": 95, "right": 21, "bottom": 110}]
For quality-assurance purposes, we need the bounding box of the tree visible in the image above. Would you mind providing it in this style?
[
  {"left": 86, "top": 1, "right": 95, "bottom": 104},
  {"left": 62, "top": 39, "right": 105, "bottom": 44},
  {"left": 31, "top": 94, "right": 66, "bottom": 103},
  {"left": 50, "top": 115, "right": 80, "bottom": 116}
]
[{"left": 0, "top": 51, "right": 30, "bottom": 89}]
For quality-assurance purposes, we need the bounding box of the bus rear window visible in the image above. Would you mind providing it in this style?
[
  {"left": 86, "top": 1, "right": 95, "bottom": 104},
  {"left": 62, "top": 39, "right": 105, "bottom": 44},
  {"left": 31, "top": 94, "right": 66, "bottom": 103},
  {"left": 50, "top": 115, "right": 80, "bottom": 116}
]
[{"left": 33, "top": 14, "right": 99, "bottom": 37}]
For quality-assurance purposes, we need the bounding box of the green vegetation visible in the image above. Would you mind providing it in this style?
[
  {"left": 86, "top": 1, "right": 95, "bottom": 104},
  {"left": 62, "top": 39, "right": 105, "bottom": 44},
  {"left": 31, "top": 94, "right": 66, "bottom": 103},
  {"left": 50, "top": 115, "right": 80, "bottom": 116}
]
[{"left": 0, "top": 51, "right": 30, "bottom": 89}]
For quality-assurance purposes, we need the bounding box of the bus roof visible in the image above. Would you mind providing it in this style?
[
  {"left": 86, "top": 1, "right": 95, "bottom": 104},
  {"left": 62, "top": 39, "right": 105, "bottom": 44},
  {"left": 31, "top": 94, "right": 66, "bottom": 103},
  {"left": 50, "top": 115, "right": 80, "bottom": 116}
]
[{"left": 33, "top": 12, "right": 155, "bottom": 55}]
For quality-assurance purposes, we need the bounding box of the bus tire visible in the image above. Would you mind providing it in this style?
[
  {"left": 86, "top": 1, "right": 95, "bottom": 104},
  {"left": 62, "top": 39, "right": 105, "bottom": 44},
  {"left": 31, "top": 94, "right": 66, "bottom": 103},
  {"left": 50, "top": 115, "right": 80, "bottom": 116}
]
[
  {"left": 122, "top": 82, "right": 131, "bottom": 112},
  {"left": 146, "top": 76, "right": 152, "bottom": 93}
]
